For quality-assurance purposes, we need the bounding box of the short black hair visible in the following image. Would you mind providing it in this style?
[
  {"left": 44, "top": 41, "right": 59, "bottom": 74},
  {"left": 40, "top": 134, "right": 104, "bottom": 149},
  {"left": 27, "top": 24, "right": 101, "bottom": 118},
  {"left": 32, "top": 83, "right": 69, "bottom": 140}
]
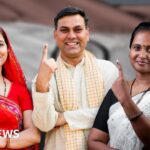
[
  {"left": 130, "top": 21, "right": 150, "bottom": 48},
  {"left": 54, "top": 6, "right": 88, "bottom": 29}
]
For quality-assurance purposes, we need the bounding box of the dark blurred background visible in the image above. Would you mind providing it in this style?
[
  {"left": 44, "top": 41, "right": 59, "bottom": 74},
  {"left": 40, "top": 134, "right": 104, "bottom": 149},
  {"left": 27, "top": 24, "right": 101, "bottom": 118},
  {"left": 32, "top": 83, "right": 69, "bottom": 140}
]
[
  {"left": 0, "top": 0, "right": 150, "bottom": 32},
  {"left": 0, "top": 0, "right": 150, "bottom": 81}
]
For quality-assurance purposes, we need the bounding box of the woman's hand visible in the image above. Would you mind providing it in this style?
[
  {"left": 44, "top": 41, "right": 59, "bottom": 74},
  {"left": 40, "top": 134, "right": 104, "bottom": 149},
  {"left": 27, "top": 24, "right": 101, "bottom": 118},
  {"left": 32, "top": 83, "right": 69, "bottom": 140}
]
[
  {"left": 112, "top": 60, "right": 131, "bottom": 104},
  {"left": 0, "top": 137, "right": 7, "bottom": 148},
  {"left": 6, "top": 110, "right": 40, "bottom": 149}
]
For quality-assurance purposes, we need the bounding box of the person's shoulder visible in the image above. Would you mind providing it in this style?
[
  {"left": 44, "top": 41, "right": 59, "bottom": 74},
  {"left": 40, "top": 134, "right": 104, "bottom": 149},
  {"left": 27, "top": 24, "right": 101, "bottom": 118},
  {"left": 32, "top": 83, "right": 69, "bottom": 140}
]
[
  {"left": 11, "top": 82, "right": 28, "bottom": 92},
  {"left": 96, "top": 59, "right": 117, "bottom": 69},
  {"left": 96, "top": 59, "right": 118, "bottom": 78}
]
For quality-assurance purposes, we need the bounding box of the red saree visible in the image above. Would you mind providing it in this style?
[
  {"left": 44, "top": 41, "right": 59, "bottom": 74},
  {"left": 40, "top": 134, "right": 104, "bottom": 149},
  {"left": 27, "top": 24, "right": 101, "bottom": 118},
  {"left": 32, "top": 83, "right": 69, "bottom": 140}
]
[
  {"left": 0, "top": 96, "right": 38, "bottom": 150},
  {"left": 0, "top": 96, "right": 22, "bottom": 131},
  {"left": 0, "top": 27, "right": 39, "bottom": 150}
]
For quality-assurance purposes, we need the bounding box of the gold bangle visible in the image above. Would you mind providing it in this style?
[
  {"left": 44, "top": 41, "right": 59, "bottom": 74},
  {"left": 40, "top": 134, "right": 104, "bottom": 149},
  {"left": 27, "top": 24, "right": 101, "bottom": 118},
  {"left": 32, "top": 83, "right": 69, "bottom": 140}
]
[
  {"left": 129, "top": 111, "right": 143, "bottom": 121},
  {"left": 5, "top": 138, "right": 10, "bottom": 148}
]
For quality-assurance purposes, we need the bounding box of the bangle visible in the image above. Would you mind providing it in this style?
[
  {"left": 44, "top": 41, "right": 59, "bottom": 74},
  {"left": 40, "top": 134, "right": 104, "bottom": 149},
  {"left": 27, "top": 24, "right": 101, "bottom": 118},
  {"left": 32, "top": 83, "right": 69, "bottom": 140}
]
[
  {"left": 129, "top": 111, "right": 143, "bottom": 121},
  {"left": 5, "top": 138, "right": 10, "bottom": 148}
]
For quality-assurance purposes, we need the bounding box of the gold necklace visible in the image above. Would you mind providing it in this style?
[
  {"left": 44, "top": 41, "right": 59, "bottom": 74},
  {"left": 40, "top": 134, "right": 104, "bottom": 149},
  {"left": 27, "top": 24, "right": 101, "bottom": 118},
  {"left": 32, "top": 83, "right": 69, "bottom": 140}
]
[
  {"left": 130, "top": 79, "right": 150, "bottom": 104},
  {"left": 3, "top": 77, "right": 6, "bottom": 97}
]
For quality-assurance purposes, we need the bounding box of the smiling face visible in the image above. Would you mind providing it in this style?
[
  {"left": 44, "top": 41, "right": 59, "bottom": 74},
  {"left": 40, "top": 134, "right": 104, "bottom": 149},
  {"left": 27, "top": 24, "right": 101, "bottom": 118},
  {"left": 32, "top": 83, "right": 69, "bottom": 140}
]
[
  {"left": 129, "top": 31, "right": 150, "bottom": 74},
  {"left": 0, "top": 33, "right": 8, "bottom": 67},
  {"left": 54, "top": 14, "right": 89, "bottom": 63}
]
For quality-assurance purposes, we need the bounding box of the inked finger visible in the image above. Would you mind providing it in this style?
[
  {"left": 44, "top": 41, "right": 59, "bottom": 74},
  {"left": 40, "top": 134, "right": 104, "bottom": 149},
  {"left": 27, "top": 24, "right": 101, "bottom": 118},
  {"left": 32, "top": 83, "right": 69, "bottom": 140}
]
[
  {"left": 42, "top": 43, "right": 48, "bottom": 61},
  {"left": 116, "top": 59, "right": 124, "bottom": 79}
]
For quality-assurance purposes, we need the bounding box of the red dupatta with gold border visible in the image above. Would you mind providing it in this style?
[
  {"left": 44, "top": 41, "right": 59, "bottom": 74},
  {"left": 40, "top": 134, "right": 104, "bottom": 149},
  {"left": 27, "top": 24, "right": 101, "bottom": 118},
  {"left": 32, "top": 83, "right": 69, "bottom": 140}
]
[{"left": 0, "top": 27, "right": 38, "bottom": 150}]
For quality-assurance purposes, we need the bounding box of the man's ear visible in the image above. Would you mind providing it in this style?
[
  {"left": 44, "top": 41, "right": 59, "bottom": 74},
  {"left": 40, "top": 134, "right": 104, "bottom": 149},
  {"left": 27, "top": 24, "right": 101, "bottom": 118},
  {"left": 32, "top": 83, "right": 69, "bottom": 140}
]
[
  {"left": 86, "top": 27, "right": 90, "bottom": 42},
  {"left": 53, "top": 30, "right": 57, "bottom": 40}
]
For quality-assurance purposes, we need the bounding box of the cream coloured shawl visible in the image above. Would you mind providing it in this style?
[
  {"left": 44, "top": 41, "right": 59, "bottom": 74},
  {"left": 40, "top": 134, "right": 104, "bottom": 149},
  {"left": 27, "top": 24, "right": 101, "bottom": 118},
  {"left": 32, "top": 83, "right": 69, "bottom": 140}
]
[{"left": 55, "top": 50, "right": 104, "bottom": 150}]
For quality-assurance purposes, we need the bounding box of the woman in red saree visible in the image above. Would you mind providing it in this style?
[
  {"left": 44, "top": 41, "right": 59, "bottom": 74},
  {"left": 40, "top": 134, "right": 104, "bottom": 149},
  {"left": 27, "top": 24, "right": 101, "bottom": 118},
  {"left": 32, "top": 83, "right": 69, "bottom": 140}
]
[{"left": 0, "top": 27, "right": 40, "bottom": 149}]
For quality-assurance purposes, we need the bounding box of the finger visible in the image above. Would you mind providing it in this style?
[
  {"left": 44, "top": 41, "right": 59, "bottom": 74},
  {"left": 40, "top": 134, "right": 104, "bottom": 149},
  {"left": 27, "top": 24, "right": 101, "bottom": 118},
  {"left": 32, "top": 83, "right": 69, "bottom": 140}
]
[
  {"left": 48, "top": 58, "right": 58, "bottom": 71},
  {"left": 42, "top": 43, "right": 48, "bottom": 61},
  {"left": 52, "top": 66, "right": 58, "bottom": 72},
  {"left": 116, "top": 59, "right": 124, "bottom": 79}
]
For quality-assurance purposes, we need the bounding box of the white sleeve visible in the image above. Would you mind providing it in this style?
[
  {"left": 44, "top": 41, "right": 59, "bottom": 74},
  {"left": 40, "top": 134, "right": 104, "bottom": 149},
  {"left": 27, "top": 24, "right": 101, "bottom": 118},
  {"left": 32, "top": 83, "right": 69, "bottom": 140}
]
[
  {"left": 97, "top": 59, "right": 118, "bottom": 95},
  {"left": 32, "top": 78, "right": 58, "bottom": 132},
  {"left": 64, "top": 108, "right": 98, "bottom": 130},
  {"left": 64, "top": 60, "right": 118, "bottom": 130}
]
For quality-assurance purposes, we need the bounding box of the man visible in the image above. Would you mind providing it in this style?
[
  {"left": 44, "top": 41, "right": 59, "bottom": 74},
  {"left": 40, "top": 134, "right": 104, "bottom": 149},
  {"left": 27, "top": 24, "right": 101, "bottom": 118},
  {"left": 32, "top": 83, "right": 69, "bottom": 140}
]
[{"left": 32, "top": 7, "right": 118, "bottom": 150}]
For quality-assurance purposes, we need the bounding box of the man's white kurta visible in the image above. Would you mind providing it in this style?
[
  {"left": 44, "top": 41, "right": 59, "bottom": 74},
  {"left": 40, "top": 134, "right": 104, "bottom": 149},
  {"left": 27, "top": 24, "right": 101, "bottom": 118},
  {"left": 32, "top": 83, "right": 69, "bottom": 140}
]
[{"left": 32, "top": 59, "right": 118, "bottom": 150}]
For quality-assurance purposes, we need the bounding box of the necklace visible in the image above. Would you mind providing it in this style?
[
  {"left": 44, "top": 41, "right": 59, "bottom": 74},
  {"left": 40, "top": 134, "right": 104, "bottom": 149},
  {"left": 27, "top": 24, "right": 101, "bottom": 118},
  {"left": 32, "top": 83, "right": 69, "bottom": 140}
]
[
  {"left": 130, "top": 79, "right": 150, "bottom": 104},
  {"left": 3, "top": 77, "right": 6, "bottom": 97}
]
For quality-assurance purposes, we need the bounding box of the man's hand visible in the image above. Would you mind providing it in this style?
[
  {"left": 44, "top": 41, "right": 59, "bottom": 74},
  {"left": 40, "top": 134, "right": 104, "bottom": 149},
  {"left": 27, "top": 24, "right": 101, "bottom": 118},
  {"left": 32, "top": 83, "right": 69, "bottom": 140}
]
[
  {"left": 55, "top": 113, "right": 67, "bottom": 127},
  {"left": 36, "top": 44, "right": 57, "bottom": 92}
]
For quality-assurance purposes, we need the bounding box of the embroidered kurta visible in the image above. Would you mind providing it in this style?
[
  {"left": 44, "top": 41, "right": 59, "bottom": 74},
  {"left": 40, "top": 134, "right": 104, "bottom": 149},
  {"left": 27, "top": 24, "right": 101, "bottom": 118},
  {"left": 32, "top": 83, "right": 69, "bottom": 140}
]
[{"left": 32, "top": 59, "right": 118, "bottom": 150}]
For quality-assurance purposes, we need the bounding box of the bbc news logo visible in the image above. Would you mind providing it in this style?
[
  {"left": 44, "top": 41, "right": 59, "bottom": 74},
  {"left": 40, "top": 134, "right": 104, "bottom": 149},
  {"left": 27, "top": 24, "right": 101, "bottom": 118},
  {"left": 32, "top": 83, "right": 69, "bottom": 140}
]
[{"left": 0, "top": 130, "right": 19, "bottom": 138}]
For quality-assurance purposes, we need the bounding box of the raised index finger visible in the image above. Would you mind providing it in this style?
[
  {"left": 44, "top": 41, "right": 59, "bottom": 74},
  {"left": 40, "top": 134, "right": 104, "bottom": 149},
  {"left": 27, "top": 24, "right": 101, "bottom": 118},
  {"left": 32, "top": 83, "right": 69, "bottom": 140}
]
[
  {"left": 116, "top": 59, "right": 124, "bottom": 80},
  {"left": 42, "top": 43, "right": 48, "bottom": 61}
]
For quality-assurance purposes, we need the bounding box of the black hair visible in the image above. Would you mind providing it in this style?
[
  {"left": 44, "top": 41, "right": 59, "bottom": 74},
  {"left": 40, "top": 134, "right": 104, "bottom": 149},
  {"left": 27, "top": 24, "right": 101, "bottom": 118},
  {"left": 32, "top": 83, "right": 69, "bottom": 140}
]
[
  {"left": 54, "top": 6, "right": 88, "bottom": 29},
  {"left": 130, "top": 22, "right": 150, "bottom": 48},
  {"left": 0, "top": 27, "right": 8, "bottom": 46}
]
